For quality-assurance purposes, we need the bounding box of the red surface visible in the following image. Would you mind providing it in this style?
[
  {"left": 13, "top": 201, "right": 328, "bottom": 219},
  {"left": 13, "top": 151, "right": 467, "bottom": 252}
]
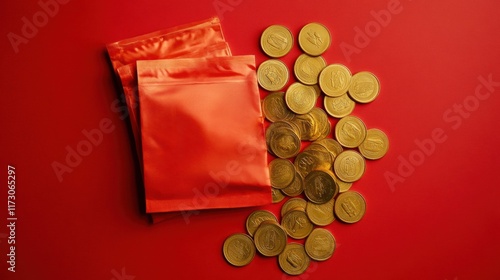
[{"left": 1, "top": 0, "right": 500, "bottom": 279}]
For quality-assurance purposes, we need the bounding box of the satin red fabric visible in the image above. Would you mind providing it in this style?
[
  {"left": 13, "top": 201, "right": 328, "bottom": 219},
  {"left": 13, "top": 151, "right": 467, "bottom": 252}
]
[{"left": 107, "top": 18, "right": 271, "bottom": 219}]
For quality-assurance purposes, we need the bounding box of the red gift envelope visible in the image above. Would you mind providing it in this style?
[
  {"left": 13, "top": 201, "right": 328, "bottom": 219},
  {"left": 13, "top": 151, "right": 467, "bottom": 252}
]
[{"left": 137, "top": 55, "right": 272, "bottom": 213}]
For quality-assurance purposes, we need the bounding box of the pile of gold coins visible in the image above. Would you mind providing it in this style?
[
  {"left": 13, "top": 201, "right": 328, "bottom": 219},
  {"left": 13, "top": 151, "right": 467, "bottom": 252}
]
[{"left": 223, "top": 22, "right": 389, "bottom": 275}]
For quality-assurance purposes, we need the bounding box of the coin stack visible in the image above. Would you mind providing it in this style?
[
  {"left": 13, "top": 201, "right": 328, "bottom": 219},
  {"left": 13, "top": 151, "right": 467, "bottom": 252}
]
[{"left": 223, "top": 22, "right": 389, "bottom": 275}]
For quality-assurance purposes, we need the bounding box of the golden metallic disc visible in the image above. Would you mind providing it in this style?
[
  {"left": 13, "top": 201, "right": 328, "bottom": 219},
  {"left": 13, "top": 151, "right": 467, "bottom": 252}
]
[
  {"left": 304, "top": 170, "right": 339, "bottom": 204},
  {"left": 324, "top": 94, "right": 355, "bottom": 118},
  {"left": 333, "top": 150, "right": 366, "bottom": 183},
  {"left": 223, "top": 233, "right": 256, "bottom": 267},
  {"left": 281, "top": 171, "right": 304, "bottom": 197},
  {"left": 257, "top": 59, "right": 289, "bottom": 91},
  {"left": 254, "top": 221, "right": 288, "bottom": 257},
  {"left": 269, "top": 126, "right": 301, "bottom": 159},
  {"left": 319, "top": 64, "right": 352, "bottom": 97},
  {"left": 278, "top": 243, "right": 311, "bottom": 276},
  {"left": 294, "top": 54, "right": 327, "bottom": 85},
  {"left": 262, "top": 91, "right": 295, "bottom": 122},
  {"left": 260, "top": 25, "right": 294, "bottom": 58},
  {"left": 281, "top": 209, "right": 314, "bottom": 239},
  {"left": 348, "top": 71, "right": 380, "bottom": 103},
  {"left": 281, "top": 197, "right": 307, "bottom": 217},
  {"left": 334, "top": 191, "right": 366, "bottom": 223},
  {"left": 298, "top": 22, "right": 331, "bottom": 56},
  {"left": 304, "top": 228, "right": 336, "bottom": 261},
  {"left": 271, "top": 187, "right": 286, "bottom": 203},
  {"left": 294, "top": 148, "right": 332, "bottom": 178},
  {"left": 285, "top": 82, "right": 317, "bottom": 114},
  {"left": 269, "top": 158, "right": 296, "bottom": 189},
  {"left": 305, "top": 198, "right": 335, "bottom": 226},
  {"left": 334, "top": 115, "right": 367, "bottom": 148},
  {"left": 330, "top": 170, "right": 352, "bottom": 193},
  {"left": 246, "top": 210, "right": 279, "bottom": 237},
  {"left": 313, "top": 138, "right": 344, "bottom": 160},
  {"left": 358, "top": 128, "right": 389, "bottom": 160}
]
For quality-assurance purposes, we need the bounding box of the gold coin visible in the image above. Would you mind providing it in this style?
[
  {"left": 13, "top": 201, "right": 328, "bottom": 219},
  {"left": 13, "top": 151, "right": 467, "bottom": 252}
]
[
  {"left": 333, "top": 150, "right": 366, "bottom": 183},
  {"left": 313, "top": 138, "right": 343, "bottom": 160},
  {"left": 331, "top": 171, "right": 352, "bottom": 193},
  {"left": 324, "top": 94, "right": 355, "bottom": 118},
  {"left": 281, "top": 171, "right": 304, "bottom": 197},
  {"left": 257, "top": 59, "right": 289, "bottom": 91},
  {"left": 260, "top": 25, "right": 294, "bottom": 58},
  {"left": 223, "top": 233, "right": 256, "bottom": 266},
  {"left": 269, "top": 158, "right": 296, "bottom": 189},
  {"left": 291, "top": 108, "right": 330, "bottom": 141},
  {"left": 294, "top": 54, "right": 327, "bottom": 85},
  {"left": 348, "top": 71, "right": 380, "bottom": 103},
  {"left": 319, "top": 64, "right": 352, "bottom": 97},
  {"left": 334, "top": 191, "right": 366, "bottom": 223},
  {"left": 253, "top": 221, "right": 288, "bottom": 256},
  {"left": 281, "top": 209, "right": 314, "bottom": 239},
  {"left": 304, "top": 170, "right": 338, "bottom": 204},
  {"left": 294, "top": 148, "right": 332, "bottom": 178},
  {"left": 335, "top": 115, "right": 367, "bottom": 148},
  {"left": 281, "top": 197, "right": 307, "bottom": 217},
  {"left": 278, "top": 243, "right": 310, "bottom": 275},
  {"left": 305, "top": 198, "right": 335, "bottom": 226},
  {"left": 269, "top": 127, "right": 301, "bottom": 159},
  {"left": 298, "top": 22, "right": 331, "bottom": 56},
  {"left": 358, "top": 128, "right": 389, "bottom": 160},
  {"left": 285, "top": 82, "right": 317, "bottom": 114},
  {"left": 271, "top": 187, "right": 286, "bottom": 203},
  {"left": 304, "top": 228, "right": 336, "bottom": 261},
  {"left": 262, "top": 92, "right": 295, "bottom": 122},
  {"left": 246, "top": 210, "right": 279, "bottom": 236}
]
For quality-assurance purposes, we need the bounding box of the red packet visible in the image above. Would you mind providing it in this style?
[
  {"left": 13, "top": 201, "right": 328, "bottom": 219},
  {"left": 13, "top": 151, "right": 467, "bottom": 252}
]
[
  {"left": 116, "top": 41, "right": 231, "bottom": 161},
  {"left": 137, "top": 55, "right": 272, "bottom": 213}
]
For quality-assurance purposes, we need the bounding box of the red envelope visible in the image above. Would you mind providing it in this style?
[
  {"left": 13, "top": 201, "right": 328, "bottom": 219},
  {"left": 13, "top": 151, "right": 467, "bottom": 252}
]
[{"left": 137, "top": 55, "right": 271, "bottom": 213}]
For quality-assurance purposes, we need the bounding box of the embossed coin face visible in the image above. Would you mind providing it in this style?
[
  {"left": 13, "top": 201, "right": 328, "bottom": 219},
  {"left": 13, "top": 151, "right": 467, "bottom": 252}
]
[
  {"left": 304, "top": 170, "right": 338, "bottom": 204},
  {"left": 348, "top": 71, "right": 380, "bottom": 103},
  {"left": 271, "top": 187, "right": 286, "bottom": 203},
  {"left": 285, "top": 82, "right": 317, "bottom": 114},
  {"left": 334, "top": 191, "right": 366, "bottom": 223},
  {"left": 298, "top": 22, "right": 331, "bottom": 56},
  {"left": 281, "top": 171, "right": 304, "bottom": 197},
  {"left": 281, "top": 210, "right": 314, "bottom": 239},
  {"left": 306, "top": 198, "right": 335, "bottom": 226},
  {"left": 333, "top": 150, "right": 366, "bottom": 183},
  {"left": 324, "top": 94, "right": 355, "bottom": 118},
  {"left": 223, "top": 233, "right": 256, "bottom": 266},
  {"left": 313, "top": 138, "right": 344, "bottom": 160},
  {"left": 335, "top": 115, "right": 367, "bottom": 148},
  {"left": 358, "top": 128, "right": 389, "bottom": 160},
  {"left": 257, "top": 59, "right": 289, "bottom": 91},
  {"left": 294, "top": 149, "right": 331, "bottom": 178},
  {"left": 281, "top": 197, "right": 308, "bottom": 217},
  {"left": 319, "top": 64, "right": 352, "bottom": 97},
  {"left": 278, "top": 243, "right": 311, "bottom": 275},
  {"left": 304, "top": 228, "right": 336, "bottom": 261},
  {"left": 246, "top": 210, "right": 279, "bottom": 237},
  {"left": 269, "top": 127, "right": 301, "bottom": 159},
  {"left": 260, "top": 25, "right": 294, "bottom": 58},
  {"left": 254, "top": 221, "right": 288, "bottom": 257},
  {"left": 269, "top": 158, "right": 295, "bottom": 189},
  {"left": 294, "top": 54, "right": 327, "bottom": 85},
  {"left": 262, "top": 92, "right": 295, "bottom": 122}
]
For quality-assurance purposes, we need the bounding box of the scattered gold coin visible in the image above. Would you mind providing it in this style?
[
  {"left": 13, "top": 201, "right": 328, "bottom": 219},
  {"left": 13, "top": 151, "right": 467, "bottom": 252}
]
[
  {"left": 298, "top": 22, "right": 331, "bottom": 56},
  {"left": 333, "top": 150, "right": 366, "bottom": 183},
  {"left": 358, "top": 128, "right": 389, "bottom": 160},
  {"left": 304, "top": 228, "right": 336, "bottom": 261},
  {"left": 281, "top": 209, "right": 314, "bottom": 239},
  {"left": 294, "top": 54, "right": 327, "bottom": 85},
  {"left": 334, "top": 191, "right": 366, "bottom": 223},
  {"left": 319, "top": 64, "right": 352, "bottom": 97},
  {"left": 285, "top": 82, "right": 317, "bottom": 114},
  {"left": 246, "top": 210, "right": 279, "bottom": 237},
  {"left": 348, "top": 71, "right": 380, "bottom": 103},
  {"left": 335, "top": 115, "right": 367, "bottom": 148},
  {"left": 260, "top": 25, "right": 294, "bottom": 58},
  {"left": 257, "top": 59, "right": 289, "bottom": 91},
  {"left": 223, "top": 233, "right": 256, "bottom": 267},
  {"left": 253, "top": 221, "right": 288, "bottom": 257},
  {"left": 269, "top": 158, "right": 296, "bottom": 189},
  {"left": 278, "top": 243, "right": 311, "bottom": 275}
]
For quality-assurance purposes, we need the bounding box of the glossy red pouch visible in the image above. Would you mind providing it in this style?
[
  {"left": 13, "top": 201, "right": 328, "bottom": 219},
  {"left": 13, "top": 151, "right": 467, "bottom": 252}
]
[
  {"left": 116, "top": 42, "right": 231, "bottom": 162},
  {"left": 137, "top": 55, "right": 271, "bottom": 213}
]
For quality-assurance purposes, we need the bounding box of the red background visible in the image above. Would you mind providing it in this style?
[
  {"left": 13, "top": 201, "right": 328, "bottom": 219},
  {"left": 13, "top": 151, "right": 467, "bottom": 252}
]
[{"left": 1, "top": 0, "right": 500, "bottom": 279}]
